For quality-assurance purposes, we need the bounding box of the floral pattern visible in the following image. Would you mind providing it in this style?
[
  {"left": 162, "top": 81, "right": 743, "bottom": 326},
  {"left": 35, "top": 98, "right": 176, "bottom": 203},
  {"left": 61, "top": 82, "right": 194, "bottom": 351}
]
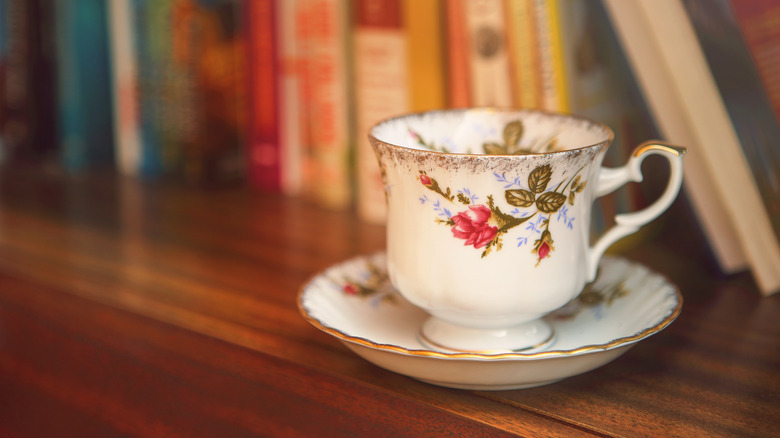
[
  {"left": 552, "top": 280, "right": 630, "bottom": 320},
  {"left": 335, "top": 260, "right": 395, "bottom": 305},
  {"left": 414, "top": 122, "right": 587, "bottom": 264}
]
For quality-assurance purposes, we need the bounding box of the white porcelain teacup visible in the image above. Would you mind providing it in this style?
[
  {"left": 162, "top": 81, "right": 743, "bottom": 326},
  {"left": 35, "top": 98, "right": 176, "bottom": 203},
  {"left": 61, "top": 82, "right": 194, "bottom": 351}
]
[{"left": 369, "top": 108, "right": 686, "bottom": 353}]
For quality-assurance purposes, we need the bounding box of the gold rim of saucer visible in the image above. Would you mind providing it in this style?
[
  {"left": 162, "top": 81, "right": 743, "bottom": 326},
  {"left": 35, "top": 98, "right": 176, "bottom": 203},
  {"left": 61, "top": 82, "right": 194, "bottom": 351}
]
[{"left": 297, "top": 254, "right": 683, "bottom": 360}]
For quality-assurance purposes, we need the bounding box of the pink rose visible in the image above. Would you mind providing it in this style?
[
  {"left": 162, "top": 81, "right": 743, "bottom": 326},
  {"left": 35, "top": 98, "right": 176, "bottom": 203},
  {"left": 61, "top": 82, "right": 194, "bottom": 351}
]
[
  {"left": 343, "top": 284, "right": 359, "bottom": 295},
  {"left": 451, "top": 205, "right": 498, "bottom": 249},
  {"left": 419, "top": 174, "right": 433, "bottom": 187},
  {"left": 533, "top": 230, "right": 555, "bottom": 264}
]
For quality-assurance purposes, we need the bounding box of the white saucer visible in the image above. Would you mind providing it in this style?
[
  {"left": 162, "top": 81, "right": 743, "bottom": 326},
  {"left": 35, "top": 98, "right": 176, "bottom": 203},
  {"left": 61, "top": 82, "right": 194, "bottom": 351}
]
[{"left": 298, "top": 253, "right": 682, "bottom": 390}]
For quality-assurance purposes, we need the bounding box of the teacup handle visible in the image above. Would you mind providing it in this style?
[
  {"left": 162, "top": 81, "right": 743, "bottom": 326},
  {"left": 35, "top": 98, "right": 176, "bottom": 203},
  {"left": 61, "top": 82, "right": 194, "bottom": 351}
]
[{"left": 587, "top": 141, "right": 687, "bottom": 280}]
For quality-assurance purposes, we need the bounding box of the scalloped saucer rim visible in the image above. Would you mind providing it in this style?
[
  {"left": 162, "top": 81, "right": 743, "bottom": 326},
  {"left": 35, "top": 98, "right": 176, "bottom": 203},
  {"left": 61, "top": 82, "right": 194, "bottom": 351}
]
[{"left": 298, "top": 253, "right": 682, "bottom": 390}]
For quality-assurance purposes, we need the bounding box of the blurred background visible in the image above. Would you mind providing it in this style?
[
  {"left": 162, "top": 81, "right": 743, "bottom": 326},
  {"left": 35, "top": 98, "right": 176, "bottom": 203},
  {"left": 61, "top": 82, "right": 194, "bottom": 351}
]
[{"left": 1, "top": 0, "right": 778, "bottom": 291}]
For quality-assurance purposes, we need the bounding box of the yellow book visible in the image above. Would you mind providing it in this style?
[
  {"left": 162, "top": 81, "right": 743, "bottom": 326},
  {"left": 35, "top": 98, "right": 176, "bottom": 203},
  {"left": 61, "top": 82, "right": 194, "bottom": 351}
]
[
  {"left": 505, "top": 0, "right": 541, "bottom": 109},
  {"left": 534, "top": 0, "right": 570, "bottom": 112},
  {"left": 403, "top": 0, "right": 446, "bottom": 111}
]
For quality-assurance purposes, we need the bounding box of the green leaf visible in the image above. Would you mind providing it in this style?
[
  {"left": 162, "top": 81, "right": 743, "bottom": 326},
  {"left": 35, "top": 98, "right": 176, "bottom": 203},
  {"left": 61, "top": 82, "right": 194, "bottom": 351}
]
[
  {"left": 505, "top": 189, "right": 535, "bottom": 207},
  {"left": 503, "top": 120, "right": 523, "bottom": 147},
  {"left": 536, "top": 191, "right": 567, "bottom": 213},
  {"left": 528, "top": 164, "right": 553, "bottom": 193},
  {"left": 483, "top": 143, "right": 505, "bottom": 155}
]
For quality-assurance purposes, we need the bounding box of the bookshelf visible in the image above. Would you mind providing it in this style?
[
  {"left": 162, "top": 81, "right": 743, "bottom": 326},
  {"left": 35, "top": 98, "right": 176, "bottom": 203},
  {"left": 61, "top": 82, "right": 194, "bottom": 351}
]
[{"left": 1, "top": 0, "right": 777, "bottom": 292}]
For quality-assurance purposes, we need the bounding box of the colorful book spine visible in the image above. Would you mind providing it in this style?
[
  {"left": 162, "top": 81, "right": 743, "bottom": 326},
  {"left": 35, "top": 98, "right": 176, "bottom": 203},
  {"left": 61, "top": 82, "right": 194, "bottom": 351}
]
[
  {"left": 55, "top": 0, "right": 114, "bottom": 172},
  {"left": 108, "top": 0, "right": 141, "bottom": 175},
  {"left": 181, "top": 0, "right": 246, "bottom": 185},
  {"left": 463, "top": 0, "right": 514, "bottom": 107},
  {"left": 353, "top": 0, "right": 408, "bottom": 223},
  {"left": 246, "top": 0, "right": 282, "bottom": 190}
]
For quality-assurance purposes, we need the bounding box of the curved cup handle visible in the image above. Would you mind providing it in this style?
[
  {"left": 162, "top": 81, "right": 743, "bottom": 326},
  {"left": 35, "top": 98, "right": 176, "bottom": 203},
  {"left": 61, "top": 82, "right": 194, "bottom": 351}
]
[{"left": 587, "top": 141, "right": 687, "bottom": 280}]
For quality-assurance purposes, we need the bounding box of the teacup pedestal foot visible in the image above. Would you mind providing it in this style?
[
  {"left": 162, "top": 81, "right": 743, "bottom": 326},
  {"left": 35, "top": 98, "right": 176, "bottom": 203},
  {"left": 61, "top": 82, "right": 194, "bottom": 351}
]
[{"left": 418, "top": 317, "right": 556, "bottom": 354}]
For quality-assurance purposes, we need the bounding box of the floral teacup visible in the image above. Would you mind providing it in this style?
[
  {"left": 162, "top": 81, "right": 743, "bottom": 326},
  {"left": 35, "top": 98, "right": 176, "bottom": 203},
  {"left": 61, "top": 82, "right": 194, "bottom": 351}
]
[{"left": 369, "top": 108, "right": 686, "bottom": 353}]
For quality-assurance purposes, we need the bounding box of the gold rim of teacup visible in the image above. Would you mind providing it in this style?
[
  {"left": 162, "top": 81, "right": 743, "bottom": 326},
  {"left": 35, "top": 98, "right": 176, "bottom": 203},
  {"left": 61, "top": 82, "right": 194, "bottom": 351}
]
[{"left": 367, "top": 107, "right": 616, "bottom": 158}]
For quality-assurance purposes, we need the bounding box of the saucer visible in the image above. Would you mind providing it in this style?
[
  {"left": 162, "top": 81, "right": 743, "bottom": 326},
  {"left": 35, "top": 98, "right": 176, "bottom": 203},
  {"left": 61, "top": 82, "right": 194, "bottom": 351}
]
[{"left": 298, "top": 253, "right": 682, "bottom": 390}]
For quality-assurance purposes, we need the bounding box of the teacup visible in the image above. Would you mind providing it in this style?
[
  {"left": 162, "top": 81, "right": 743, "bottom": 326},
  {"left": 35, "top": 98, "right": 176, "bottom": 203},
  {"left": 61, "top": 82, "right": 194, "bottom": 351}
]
[{"left": 369, "top": 108, "right": 686, "bottom": 353}]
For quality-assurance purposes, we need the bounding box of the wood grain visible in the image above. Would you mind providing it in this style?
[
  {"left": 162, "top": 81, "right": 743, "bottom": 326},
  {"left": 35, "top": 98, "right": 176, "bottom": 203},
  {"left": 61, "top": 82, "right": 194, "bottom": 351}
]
[{"left": 0, "top": 167, "right": 777, "bottom": 437}]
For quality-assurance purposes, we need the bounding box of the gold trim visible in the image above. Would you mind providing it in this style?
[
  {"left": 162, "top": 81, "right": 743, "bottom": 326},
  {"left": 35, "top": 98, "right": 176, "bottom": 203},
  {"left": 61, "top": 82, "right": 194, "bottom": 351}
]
[
  {"left": 367, "top": 107, "right": 615, "bottom": 158},
  {"left": 297, "top": 256, "right": 683, "bottom": 360},
  {"left": 632, "top": 141, "right": 688, "bottom": 158}
]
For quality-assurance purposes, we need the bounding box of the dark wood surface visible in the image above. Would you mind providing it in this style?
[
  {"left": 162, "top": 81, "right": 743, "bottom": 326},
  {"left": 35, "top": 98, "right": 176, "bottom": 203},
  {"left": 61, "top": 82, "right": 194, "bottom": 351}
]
[{"left": 0, "top": 166, "right": 777, "bottom": 437}]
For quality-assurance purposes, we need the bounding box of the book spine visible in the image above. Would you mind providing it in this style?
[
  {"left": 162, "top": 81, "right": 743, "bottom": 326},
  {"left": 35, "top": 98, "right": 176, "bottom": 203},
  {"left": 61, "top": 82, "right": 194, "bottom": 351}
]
[
  {"left": 246, "top": 0, "right": 282, "bottom": 191},
  {"left": 534, "top": 0, "right": 569, "bottom": 112},
  {"left": 504, "top": 0, "right": 542, "bottom": 109},
  {"left": 55, "top": 0, "right": 114, "bottom": 172},
  {"left": 353, "top": 0, "right": 408, "bottom": 223},
  {"left": 444, "top": 0, "right": 471, "bottom": 108},
  {"left": 277, "top": 0, "right": 304, "bottom": 195},
  {"left": 403, "top": 0, "right": 446, "bottom": 111},
  {"left": 463, "top": 0, "right": 514, "bottom": 107},
  {"left": 2, "top": 0, "right": 57, "bottom": 161},
  {"left": 305, "top": 0, "right": 352, "bottom": 209},
  {"left": 294, "top": 0, "right": 317, "bottom": 198},
  {"left": 132, "top": 0, "right": 162, "bottom": 178},
  {"left": 108, "top": 0, "right": 141, "bottom": 175},
  {"left": 727, "top": 0, "right": 780, "bottom": 126}
]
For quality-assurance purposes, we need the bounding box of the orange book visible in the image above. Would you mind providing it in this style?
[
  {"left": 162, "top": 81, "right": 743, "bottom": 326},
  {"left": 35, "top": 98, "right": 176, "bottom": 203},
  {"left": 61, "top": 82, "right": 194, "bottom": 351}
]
[
  {"left": 444, "top": 0, "right": 471, "bottom": 108},
  {"left": 301, "top": 0, "right": 353, "bottom": 209}
]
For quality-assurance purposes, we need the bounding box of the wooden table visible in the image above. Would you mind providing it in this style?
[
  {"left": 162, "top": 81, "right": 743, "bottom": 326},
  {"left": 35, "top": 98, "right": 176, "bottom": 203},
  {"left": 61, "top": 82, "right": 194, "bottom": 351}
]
[{"left": 0, "top": 167, "right": 777, "bottom": 437}]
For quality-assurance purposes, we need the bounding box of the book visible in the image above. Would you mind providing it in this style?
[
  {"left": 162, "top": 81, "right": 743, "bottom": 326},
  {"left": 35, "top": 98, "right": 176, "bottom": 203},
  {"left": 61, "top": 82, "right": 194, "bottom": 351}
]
[
  {"left": 300, "top": 0, "right": 353, "bottom": 209},
  {"left": 604, "top": 0, "right": 780, "bottom": 295},
  {"left": 277, "top": 0, "right": 304, "bottom": 196},
  {"left": 1, "top": 0, "right": 57, "bottom": 163},
  {"left": 54, "top": 0, "right": 115, "bottom": 172},
  {"left": 353, "top": 0, "right": 409, "bottom": 223},
  {"left": 108, "top": 0, "right": 142, "bottom": 175},
  {"left": 443, "top": 0, "right": 471, "bottom": 108},
  {"left": 505, "top": 0, "right": 541, "bottom": 109},
  {"left": 728, "top": 0, "right": 780, "bottom": 126},
  {"left": 403, "top": 0, "right": 446, "bottom": 112},
  {"left": 462, "top": 0, "right": 513, "bottom": 107},
  {"left": 534, "top": 0, "right": 569, "bottom": 112},
  {"left": 683, "top": 0, "right": 780, "bottom": 294},
  {"left": 246, "top": 0, "right": 282, "bottom": 191}
]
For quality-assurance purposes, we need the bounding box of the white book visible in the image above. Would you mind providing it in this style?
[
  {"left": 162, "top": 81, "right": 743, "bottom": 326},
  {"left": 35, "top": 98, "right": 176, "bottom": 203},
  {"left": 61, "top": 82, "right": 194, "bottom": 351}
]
[
  {"left": 107, "top": 0, "right": 141, "bottom": 175},
  {"left": 604, "top": 0, "right": 780, "bottom": 295}
]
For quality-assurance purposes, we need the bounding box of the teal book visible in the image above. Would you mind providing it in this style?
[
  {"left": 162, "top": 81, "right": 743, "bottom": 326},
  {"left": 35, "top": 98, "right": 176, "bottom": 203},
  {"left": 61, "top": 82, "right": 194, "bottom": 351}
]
[{"left": 55, "top": 0, "right": 114, "bottom": 172}]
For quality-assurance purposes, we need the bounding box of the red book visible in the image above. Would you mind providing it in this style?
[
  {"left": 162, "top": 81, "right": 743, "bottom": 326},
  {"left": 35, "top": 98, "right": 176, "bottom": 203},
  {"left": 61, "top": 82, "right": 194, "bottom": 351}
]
[{"left": 246, "top": 0, "right": 282, "bottom": 191}]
